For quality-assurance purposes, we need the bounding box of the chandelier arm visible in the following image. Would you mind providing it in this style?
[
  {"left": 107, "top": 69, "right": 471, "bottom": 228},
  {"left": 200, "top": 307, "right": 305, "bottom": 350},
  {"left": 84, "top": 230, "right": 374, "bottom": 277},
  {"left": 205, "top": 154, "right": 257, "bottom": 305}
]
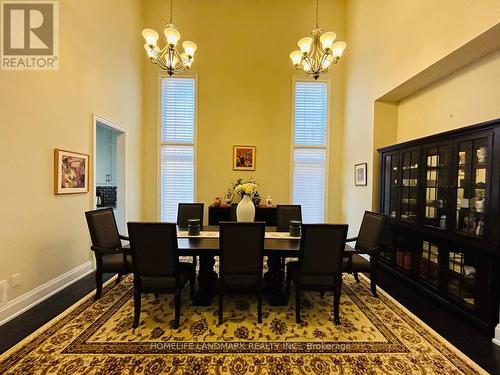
[
  {"left": 150, "top": 49, "right": 167, "bottom": 69},
  {"left": 318, "top": 53, "right": 329, "bottom": 71},
  {"left": 158, "top": 45, "right": 169, "bottom": 60},
  {"left": 174, "top": 48, "right": 185, "bottom": 69}
]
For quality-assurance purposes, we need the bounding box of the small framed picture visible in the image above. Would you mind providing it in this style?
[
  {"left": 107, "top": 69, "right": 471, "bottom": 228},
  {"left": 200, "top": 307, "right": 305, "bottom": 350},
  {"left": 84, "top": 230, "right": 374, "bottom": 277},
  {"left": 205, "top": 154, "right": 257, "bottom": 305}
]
[
  {"left": 233, "top": 145, "right": 256, "bottom": 171},
  {"left": 54, "top": 149, "right": 89, "bottom": 194},
  {"left": 354, "top": 163, "right": 367, "bottom": 186}
]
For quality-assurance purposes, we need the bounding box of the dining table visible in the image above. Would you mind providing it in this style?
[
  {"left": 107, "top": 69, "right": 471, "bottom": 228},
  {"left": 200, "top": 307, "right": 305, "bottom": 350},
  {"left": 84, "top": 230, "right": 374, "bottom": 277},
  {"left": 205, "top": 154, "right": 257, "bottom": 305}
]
[{"left": 176, "top": 225, "right": 357, "bottom": 306}]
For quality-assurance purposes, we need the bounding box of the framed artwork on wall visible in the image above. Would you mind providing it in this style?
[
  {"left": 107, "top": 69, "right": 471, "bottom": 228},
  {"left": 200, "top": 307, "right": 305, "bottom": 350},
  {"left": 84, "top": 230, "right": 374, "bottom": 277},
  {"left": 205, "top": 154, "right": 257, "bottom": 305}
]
[
  {"left": 233, "top": 145, "right": 256, "bottom": 171},
  {"left": 54, "top": 148, "right": 89, "bottom": 194},
  {"left": 354, "top": 162, "right": 367, "bottom": 186}
]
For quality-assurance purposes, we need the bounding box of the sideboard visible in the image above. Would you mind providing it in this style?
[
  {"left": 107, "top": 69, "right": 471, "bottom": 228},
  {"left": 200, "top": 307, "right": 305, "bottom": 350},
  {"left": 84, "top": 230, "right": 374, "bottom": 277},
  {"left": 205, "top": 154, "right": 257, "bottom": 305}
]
[{"left": 208, "top": 205, "right": 277, "bottom": 225}]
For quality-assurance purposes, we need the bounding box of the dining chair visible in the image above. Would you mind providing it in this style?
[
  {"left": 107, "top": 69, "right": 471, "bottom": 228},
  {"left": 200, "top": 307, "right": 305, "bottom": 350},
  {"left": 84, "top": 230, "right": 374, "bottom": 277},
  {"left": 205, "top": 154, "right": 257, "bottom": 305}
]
[
  {"left": 344, "top": 211, "right": 387, "bottom": 297},
  {"left": 176, "top": 203, "right": 203, "bottom": 269},
  {"left": 276, "top": 205, "right": 302, "bottom": 272},
  {"left": 286, "top": 224, "right": 348, "bottom": 324},
  {"left": 127, "top": 222, "right": 196, "bottom": 329},
  {"left": 177, "top": 203, "right": 204, "bottom": 227},
  {"left": 229, "top": 203, "right": 237, "bottom": 221},
  {"left": 85, "top": 208, "right": 131, "bottom": 300},
  {"left": 276, "top": 205, "right": 302, "bottom": 232},
  {"left": 218, "top": 221, "right": 266, "bottom": 325}
]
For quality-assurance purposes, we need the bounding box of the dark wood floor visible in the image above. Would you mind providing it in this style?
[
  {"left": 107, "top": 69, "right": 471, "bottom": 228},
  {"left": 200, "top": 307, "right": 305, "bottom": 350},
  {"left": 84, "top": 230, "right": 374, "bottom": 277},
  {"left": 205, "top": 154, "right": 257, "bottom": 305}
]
[{"left": 0, "top": 270, "right": 499, "bottom": 374}]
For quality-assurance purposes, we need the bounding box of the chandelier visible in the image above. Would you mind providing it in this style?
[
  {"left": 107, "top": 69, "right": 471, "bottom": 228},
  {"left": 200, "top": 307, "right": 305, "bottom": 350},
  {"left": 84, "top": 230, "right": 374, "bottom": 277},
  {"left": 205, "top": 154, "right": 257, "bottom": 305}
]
[
  {"left": 141, "top": 0, "right": 197, "bottom": 76},
  {"left": 289, "top": 0, "right": 346, "bottom": 80}
]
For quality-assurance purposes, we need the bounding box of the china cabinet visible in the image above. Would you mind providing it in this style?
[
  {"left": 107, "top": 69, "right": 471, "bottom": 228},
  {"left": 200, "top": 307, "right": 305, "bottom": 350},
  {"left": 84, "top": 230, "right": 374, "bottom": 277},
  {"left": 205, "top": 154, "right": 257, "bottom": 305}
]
[{"left": 378, "top": 118, "right": 500, "bottom": 333}]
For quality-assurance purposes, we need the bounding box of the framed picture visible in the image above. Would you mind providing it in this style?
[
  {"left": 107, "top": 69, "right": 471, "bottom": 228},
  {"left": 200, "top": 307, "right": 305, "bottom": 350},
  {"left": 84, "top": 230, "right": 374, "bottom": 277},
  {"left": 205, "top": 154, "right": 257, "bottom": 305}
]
[
  {"left": 54, "top": 149, "right": 89, "bottom": 194},
  {"left": 233, "top": 145, "right": 256, "bottom": 171},
  {"left": 354, "top": 163, "right": 367, "bottom": 186}
]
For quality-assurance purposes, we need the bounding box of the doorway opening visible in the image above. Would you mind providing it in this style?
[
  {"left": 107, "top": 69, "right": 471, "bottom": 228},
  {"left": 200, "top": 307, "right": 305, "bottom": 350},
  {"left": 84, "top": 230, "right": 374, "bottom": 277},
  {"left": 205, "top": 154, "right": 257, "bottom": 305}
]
[{"left": 92, "top": 115, "right": 127, "bottom": 233}]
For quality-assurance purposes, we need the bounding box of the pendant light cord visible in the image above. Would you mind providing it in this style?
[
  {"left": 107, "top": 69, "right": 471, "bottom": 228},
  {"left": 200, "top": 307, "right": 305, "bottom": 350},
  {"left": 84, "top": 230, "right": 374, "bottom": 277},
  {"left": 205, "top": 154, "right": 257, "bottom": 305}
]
[
  {"left": 169, "top": 0, "right": 173, "bottom": 23},
  {"left": 315, "top": 0, "right": 319, "bottom": 28}
]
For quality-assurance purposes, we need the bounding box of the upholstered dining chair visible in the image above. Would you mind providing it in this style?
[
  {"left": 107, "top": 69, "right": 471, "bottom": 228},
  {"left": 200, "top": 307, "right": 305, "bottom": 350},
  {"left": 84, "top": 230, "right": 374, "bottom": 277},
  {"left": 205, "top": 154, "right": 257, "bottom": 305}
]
[
  {"left": 177, "top": 203, "right": 204, "bottom": 227},
  {"left": 276, "top": 205, "right": 302, "bottom": 232},
  {"left": 343, "top": 211, "right": 387, "bottom": 297},
  {"left": 85, "top": 208, "right": 131, "bottom": 300},
  {"left": 276, "top": 205, "right": 302, "bottom": 271},
  {"left": 286, "top": 224, "right": 348, "bottom": 324},
  {"left": 218, "top": 222, "right": 266, "bottom": 325},
  {"left": 127, "top": 222, "right": 196, "bottom": 329},
  {"left": 230, "top": 203, "right": 237, "bottom": 221}
]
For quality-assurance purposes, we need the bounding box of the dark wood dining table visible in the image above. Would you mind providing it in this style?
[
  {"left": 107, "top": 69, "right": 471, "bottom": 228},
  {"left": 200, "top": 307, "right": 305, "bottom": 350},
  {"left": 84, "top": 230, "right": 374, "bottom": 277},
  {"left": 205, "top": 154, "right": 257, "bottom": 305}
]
[{"left": 176, "top": 225, "right": 357, "bottom": 306}]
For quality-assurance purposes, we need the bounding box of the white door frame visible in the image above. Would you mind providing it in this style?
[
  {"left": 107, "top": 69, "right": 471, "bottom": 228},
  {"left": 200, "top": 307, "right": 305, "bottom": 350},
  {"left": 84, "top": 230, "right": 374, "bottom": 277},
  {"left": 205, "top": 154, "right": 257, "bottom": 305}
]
[{"left": 92, "top": 114, "right": 128, "bottom": 233}]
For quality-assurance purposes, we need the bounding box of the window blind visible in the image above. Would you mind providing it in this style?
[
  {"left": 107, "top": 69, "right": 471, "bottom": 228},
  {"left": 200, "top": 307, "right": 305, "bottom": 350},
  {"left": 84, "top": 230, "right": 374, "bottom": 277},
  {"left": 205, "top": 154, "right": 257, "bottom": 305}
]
[
  {"left": 292, "top": 81, "right": 328, "bottom": 223},
  {"left": 161, "top": 78, "right": 196, "bottom": 143},
  {"left": 294, "top": 81, "right": 327, "bottom": 146},
  {"left": 160, "top": 77, "right": 196, "bottom": 222}
]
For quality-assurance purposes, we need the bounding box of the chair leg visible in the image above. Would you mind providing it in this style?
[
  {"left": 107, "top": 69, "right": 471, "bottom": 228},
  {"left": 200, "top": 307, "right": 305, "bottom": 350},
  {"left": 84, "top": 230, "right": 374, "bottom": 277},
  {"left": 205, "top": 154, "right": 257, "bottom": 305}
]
[
  {"left": 218, "top": 289, "right": 224, "bottom": 325},
  {"left": 174, "top": 289, "right": 181, "bottom": 329},
  {"left": 257, "top": 285, "right": 263, "bottom": 324},
  {"left": 154, "top": 293, "right": 159, "bottom": 299},
  {"left": 190, "top": 272, "right": 196, "bottom": 301},
  {"left": 353, "top": 272, "right": 360, "bottom": 283},
  {"left": 320, "top": 291, "right": 325, "bottom": 298},
  {"left": 286, "top": 274, "right": 291, "bottom": 297},
  {"left": 94, "top": 270, "right": 103, "bottom": 300},
  {"left": 370, "top": 256, "right": 378, "bottom": 297},
  {"left": 295, "top": 286, "right": 301, "bottom": 324},
  {"left": 333, "top": 275, "right": 342, "bottom": 325},
  {"left": 133, "top": 287, "right": 141, "bottom": 328},
  {"left": 115, "top": 273, "right": 122, "bottom": 285}
]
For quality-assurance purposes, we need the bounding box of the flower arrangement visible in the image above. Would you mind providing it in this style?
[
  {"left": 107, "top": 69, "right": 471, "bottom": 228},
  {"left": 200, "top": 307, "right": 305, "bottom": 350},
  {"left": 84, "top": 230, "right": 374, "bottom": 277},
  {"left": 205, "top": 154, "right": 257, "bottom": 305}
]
[{"left": 232, "top": 177, "right": 258, "bottom": 197}]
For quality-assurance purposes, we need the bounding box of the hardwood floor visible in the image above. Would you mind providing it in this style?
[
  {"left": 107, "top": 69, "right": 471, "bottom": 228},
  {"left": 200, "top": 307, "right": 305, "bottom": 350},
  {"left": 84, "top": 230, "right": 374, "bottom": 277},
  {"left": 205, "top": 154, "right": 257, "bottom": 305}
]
[{"left": 0, "top": 271, "right": 499, "bottom": 374}]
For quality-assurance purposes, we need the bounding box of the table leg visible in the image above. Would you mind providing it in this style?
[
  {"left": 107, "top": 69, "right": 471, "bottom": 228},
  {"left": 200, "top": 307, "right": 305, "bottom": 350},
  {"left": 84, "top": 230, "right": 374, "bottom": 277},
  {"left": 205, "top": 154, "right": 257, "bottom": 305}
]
[
  {"left": 264, "top": 255, "right": 288, "bottom": 306},
  {"left": 193, "top": 255, "right": 218, "bottom": 306}
]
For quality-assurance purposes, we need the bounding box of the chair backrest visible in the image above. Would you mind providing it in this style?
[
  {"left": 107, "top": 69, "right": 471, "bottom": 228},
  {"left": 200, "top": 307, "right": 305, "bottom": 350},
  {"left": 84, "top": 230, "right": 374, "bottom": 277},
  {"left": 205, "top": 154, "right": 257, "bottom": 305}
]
[
  {"left": 177, "top": 203, "right": 204, "bottom": 227},
  {"left": 85, "top": 208, "right": 122, "bottom": 251},
  {"left": 230, "top": 203, "right": 237, "bottom": 221},
  {"left": 355, "top": 211, "right": 387, "bottom": 252},
  {"left": 127, "top": 222, "right": 178, "bottom": 277},
  {"left": 276, "top": 205, "right": 302, "bottom": 232},
  {"left": 298, "top": 224, "right": 348, "bottom": 276},
  {"left": 219, "top": 222, "right": 265, "bottom": 279}
]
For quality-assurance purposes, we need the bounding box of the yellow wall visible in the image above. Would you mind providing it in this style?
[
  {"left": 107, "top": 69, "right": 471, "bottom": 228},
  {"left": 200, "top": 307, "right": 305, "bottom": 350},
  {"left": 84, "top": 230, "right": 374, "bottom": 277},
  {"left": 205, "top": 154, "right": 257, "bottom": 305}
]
[
  {"left": 0, "top": 0, "right": 143, "bottom": 302},
  {"left": 343, "top": 0, "right": 500, "bottom": 234},
  {"left": 141, "top": 0, "right": 347, "bottom": 223},
  {"left": 397, "top": 50, "right": 500, "bottom": 142}
]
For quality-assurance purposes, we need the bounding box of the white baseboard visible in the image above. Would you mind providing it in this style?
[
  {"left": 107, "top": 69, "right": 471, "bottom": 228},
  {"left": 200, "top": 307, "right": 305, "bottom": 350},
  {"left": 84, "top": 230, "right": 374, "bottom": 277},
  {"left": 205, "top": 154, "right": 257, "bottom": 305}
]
[
  {"left": 0, "top": 261, "right": 94, "bottom": 326},
  {"left": 493, "top": 324, "right": 500, "bottom": 347}
]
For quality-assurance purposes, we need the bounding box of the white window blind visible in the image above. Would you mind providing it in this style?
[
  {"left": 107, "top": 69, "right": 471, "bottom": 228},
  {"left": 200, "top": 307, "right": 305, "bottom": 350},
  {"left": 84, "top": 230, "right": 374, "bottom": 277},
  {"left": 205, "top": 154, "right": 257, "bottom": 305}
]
[
  {"left": 160, "top": 77, "right": 196, "bottom": 222},
  {"left": 292, "top": 81, "right": 328, "bottom": 223}
]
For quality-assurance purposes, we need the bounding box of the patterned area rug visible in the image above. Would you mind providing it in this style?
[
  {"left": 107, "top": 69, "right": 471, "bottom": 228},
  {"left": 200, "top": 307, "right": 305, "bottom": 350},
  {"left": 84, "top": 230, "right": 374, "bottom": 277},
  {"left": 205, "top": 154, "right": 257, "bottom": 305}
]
[{"left": 0, "top": 275, "right": 486, "bottom": 374}]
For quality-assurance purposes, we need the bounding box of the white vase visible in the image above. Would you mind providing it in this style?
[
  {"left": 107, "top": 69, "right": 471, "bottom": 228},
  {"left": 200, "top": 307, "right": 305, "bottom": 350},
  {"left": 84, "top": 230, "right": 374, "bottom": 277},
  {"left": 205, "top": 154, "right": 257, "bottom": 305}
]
[{"left": 236, "top": 194, "right": 255, "bottom": 222}]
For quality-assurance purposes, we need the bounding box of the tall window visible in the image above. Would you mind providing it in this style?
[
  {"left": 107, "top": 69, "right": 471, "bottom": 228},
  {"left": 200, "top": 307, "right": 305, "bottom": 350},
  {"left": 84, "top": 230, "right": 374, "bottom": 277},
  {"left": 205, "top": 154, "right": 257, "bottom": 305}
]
[
  {"left": 292, "top": 80, "right": 329, "bottom": 223},
  {"left": 160, "top": 77, "right": 196, "bottom": 222}
]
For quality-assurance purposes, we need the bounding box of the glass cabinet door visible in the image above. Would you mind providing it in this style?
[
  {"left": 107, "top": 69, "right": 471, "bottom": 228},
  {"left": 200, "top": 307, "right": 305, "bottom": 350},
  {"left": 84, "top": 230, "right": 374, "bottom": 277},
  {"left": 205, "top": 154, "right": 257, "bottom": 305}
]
[
  {"left": 382, "top": 152, "right": 400, "bottom": 218},
  {"left": 447, "top": 251, "right": 476, "bottom": 309},
  {"left": 423, "top": 143, "right": 451, "bottom": 229},
  {"left": 418, "top": 241, "right": 440, "bottom": 288},
  {"left": 454, "top": 135, "right": 490, "bottom": 239},
  {"left": 400, "top": 148, "right": 420, "bottom": 222}
]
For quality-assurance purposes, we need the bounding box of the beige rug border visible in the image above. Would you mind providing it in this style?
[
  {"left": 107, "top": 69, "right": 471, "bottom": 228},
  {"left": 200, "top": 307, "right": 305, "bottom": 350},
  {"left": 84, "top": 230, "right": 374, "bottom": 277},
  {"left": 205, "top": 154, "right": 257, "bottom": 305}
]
[
  {"left": 0, "top": 274, "right": 118, "bottom": 360},
  {"left": 363, "top": 273, "right": 488, "bottom": 375},
  {"left": 0, "top": 273, "right": 489, "bottom": 375}
]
